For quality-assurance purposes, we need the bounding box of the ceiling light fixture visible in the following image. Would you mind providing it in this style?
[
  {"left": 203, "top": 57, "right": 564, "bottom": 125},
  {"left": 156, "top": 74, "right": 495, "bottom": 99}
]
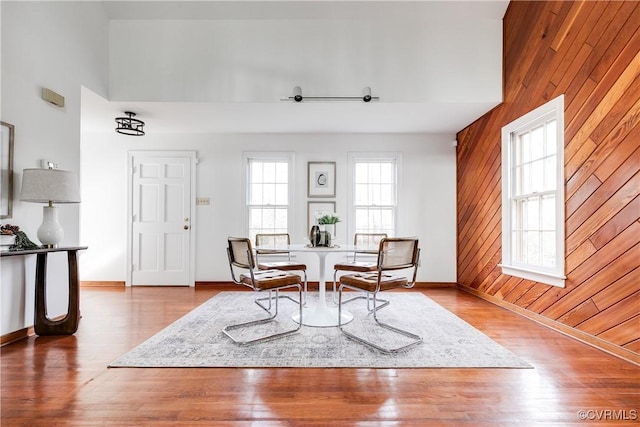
[
  {"left": 283, "top": 86, "right": 379, "bottom": 103},
  {"left": 115, "top": 111, "right": 145, "bottom": 136}
]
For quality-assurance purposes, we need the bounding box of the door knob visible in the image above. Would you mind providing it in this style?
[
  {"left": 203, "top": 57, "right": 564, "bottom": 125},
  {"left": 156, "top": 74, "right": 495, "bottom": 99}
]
[{"left": 184, "top": 225, "right": 189, "bottom": 230}]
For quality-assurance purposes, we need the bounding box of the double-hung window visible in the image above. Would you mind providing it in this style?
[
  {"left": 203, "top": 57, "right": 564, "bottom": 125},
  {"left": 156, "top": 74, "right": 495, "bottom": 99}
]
[
  {"left": 350, "top": 154, "right": 398, "bottom": 236},
  {"left": 245, "top": 153, "right": 293, "bottom": 241},
  {"left": 500, "top": 95, "right": 565, "bottom": 287}
]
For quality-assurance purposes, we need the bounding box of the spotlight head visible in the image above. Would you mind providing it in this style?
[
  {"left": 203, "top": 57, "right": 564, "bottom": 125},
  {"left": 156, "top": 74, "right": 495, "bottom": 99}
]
[
  {"left": 362, "top": 87, "right": 372, "bottom": 102},
  {"left": 293, "top": 86, "right": 303, "bottom": 102}
]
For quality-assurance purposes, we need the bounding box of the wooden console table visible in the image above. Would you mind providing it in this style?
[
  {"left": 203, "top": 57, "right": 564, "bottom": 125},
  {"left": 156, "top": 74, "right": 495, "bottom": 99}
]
[{"left": 1, "top": 246, "right": 87, "bottom": 335}]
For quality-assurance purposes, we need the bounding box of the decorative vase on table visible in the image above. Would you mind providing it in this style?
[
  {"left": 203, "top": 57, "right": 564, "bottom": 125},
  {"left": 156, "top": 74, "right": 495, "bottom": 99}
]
[
  {"left": 324, "top": 224, "right": 335, "bottom": 237},
  {"left": 309, "top": 225, "right": 320, "bottom": 247},
  {"left": 316, "top": 224, "right": 332, "bottom": 247},
  {"left": 315, "top": 212, "right": 340, "bottom": 247}
]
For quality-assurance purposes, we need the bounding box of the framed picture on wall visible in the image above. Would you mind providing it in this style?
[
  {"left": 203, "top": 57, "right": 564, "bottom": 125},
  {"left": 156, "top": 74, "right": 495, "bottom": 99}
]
[
  {"left": 307, "top": 161, "right": 336, "bottom": 197},
  {"left": 1, "top": 121, "right": 14, "bottom": 219},
  {"left": 307, "top": 201, "right": 336, "bottom": 232}
]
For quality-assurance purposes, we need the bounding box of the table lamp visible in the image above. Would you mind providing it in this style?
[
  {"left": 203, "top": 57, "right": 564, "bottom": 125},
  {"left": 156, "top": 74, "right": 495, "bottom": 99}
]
[{"left": 20, "top": 168, "right": 80, "bottom": 248}]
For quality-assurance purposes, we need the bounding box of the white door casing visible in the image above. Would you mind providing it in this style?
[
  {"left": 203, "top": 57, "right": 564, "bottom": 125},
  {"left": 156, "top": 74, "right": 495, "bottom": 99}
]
[{"left": 127, "top": 151, "right": 197, "bottom": 286}]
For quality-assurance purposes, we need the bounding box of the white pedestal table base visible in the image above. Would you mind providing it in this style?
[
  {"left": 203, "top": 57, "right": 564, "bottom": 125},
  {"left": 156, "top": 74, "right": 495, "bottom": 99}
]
[{"left": 284, "top": 245, "right": 355, "bottom": 327}]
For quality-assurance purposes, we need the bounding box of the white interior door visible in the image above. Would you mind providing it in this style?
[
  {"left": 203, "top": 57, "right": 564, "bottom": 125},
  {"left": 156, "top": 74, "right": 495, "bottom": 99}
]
[{"left": 129, "top": 152, "right": 195, "bottom": 286}]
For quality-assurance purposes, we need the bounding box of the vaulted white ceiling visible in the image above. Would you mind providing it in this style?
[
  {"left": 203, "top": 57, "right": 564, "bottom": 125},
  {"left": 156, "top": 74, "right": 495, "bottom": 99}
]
[{"left": 83, "top": 1, "right": 509, "bottom": 134}]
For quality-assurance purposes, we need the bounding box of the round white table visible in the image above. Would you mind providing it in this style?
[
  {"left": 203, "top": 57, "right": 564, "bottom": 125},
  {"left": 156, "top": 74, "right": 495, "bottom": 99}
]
[{"left": 258, "top": 244, "right": 357, "bottom": 327}]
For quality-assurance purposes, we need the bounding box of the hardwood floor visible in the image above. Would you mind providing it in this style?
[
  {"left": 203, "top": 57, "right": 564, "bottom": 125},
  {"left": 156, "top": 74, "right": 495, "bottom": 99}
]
[{"left": 1, "top": 286, "right": 638, "bottom": 426}]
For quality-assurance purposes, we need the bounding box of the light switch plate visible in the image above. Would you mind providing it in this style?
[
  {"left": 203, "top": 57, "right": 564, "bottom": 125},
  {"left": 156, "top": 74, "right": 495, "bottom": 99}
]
[{"left": 196, "top": 197, "right": 210, "bottom": 205}]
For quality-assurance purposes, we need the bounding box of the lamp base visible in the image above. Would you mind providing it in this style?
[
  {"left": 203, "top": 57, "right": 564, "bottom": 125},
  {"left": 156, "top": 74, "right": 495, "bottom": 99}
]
[{"left": 37, "top": 206, "right": 64, "bottom": 248}]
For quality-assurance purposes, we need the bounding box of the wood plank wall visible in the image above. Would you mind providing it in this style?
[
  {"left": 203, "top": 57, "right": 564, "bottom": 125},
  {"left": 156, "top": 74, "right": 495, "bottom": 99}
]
[{"left": 456, "top": 1, "right": 639, "bottom": 360}]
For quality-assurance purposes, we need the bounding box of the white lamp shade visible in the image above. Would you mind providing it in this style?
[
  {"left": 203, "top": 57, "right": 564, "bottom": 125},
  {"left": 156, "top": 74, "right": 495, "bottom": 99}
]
[{"left": 20, "top": 168, "right": 80, "bottom": 203}]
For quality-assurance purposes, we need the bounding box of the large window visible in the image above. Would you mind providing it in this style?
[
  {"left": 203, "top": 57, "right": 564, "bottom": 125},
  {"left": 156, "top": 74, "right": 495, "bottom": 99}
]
[
  {"left": 245, "top": 154, "right": 293, "bottom": 241},
  {"left": 500, "top": 95, "right": 565, "bottom": 287},
  {"left": 350, "top": 155, "right": 398, "bottom": 236}
]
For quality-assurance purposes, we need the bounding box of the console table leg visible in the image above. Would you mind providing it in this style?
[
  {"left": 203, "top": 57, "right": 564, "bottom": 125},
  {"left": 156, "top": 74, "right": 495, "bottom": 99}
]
[{"left": 34, "top": 250, "right": 81, "bottom": 335}]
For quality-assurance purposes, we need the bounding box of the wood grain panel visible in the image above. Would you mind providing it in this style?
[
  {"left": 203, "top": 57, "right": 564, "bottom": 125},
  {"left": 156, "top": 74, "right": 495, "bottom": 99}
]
[
  {"left": 596, "top": 314, "right": 640, "bottom": 347},
  {"left": 594, "top": 123, "right": 640, "bottom": 181},
  {"left": 589, "top": 3, "right": 640, "bottom": 82},
  {"left": 556, "top": 298, "right": 600, "bottom": 327},
  {"left": 592, "top": 267, "right": 639, "bottom": 311},
  {"left": 566, "top": 173, "right": 639, "bottom": 254},
  {"left": 591, "top": 74, "right": 640, "bottom": 144},
  {"left": 565, "top": 48, "right": 640, "bottom": 162},
  {"left": 566, "top": 173, "right": 601, "bottom": 218},
  {"left": 589, "top": 196, "right": 640, "bottom": 249},
  {"left": 565, "top": 30, "right": 640, "bottom": 146},
  {"left": 578, "top": 292, "right": 640, "bottom": 338},
  {"left": 456, "top": 1, "right": 640, "bottom": 361},
  {"left": 565, "top": 237, "right": 597, "bottom": 273},
  {"left": 549, "top": 1, "right": 585, "bottom": 52},
  {"left": 539, "top": 214, "right": 638, "bottom": 316},
  {"left": 566, "top": 162, "right": 638, "bottom": 236},
  {"left": 567, "top": 102, "right": 640, "bottom": 201},
  {"left": 584, "top": 1, "right": 624, "bottom": 47}
]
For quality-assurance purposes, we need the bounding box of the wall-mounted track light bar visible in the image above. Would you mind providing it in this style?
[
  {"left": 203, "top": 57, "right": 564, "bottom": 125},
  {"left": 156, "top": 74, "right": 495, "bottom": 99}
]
[{"left": 282, "top": 86, "right": 379, "bottom": 103}]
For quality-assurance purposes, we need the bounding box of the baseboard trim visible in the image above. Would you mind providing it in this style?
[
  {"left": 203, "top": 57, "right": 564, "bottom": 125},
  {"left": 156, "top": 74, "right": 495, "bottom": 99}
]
[
  {"left": 1, "top": 314, "right": 70, "bottom": 346},
  {"left": 415, "top": 282, "right": 457, "bottom": 288},
  {"left": 1, "top": 327, "right": 32, "bottom": 346},
  {"left": 457, "top": 284, "right": 639, "bottom": 366},
  {"left": 80, "top": 281, "right": 125, "bottom": 288},
  {"left": 196, "top": 281, "right": 456, "bottom": 289},
  {"left": 195, "top": 281, "right": 239, "bottom": 288},
  {"left": 79, "top": 281, "right": 457, "bottom": 289}
]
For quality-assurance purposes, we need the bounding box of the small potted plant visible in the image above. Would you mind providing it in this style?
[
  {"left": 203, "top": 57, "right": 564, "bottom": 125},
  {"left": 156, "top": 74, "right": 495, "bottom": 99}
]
[
  {"left": 316, "top": 212, "right": 340, "bottom": 237},
  {"left": 317, "top": 211, "right": 340, "bottom": 225}
]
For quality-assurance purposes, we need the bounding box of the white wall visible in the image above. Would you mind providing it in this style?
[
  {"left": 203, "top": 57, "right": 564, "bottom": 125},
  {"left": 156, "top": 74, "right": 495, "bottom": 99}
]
[
  {"left": 80, "top": 132, "right": 457, "bottom": 283},
  {"left": 1, "top": 1, "right": 109, "bottom": 334},
  {"left": 1, "top": 1, "right": 467, "bottom": 337},
  {"left": 109, "top": 18, "right": 502, "bottom": 103}
]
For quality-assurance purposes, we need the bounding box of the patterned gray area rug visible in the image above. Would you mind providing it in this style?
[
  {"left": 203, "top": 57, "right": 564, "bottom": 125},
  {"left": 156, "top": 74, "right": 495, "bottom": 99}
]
[{"left": 109, "top": 291, "right": 531, "bottom": 368}]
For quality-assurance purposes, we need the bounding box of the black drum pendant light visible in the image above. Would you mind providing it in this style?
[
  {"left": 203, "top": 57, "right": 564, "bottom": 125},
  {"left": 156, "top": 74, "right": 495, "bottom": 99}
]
[{"left": 115, "top": 111, "right": 145, "bottom": 136}]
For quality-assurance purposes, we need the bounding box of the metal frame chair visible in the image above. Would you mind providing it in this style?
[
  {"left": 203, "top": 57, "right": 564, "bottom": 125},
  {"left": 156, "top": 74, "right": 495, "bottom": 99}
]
[
  {"left": 225, "top": 237, "right": 303, "bottom": 345},
  {"left": 255, "top": 233, "right": 309, "bottom": 304},
  {"left": 332, "top": 233, "right": 387, "bottom": 307},
  {"left": 338, "top": 237, "right": 422, "bottom": 354}
]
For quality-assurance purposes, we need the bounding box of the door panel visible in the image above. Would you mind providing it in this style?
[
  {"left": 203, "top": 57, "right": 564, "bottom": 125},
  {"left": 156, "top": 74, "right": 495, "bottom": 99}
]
[{"left": 131, "top": 155, "right": 192, "bottom": 286}]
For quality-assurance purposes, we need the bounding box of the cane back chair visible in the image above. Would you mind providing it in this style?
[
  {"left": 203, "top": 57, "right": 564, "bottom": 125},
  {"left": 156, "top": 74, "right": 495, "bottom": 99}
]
[
  {"left": 332, "top": 233, "right": 387, "bottom": 305},
  {"left": 225, "top": 237, "right": 303, "bottom": 345},
  {"left": 255, "top": 233, "right": 309, "bottom": 303},
  {"left": 338, "top": 237, "right": 422, "bottom": 354}
]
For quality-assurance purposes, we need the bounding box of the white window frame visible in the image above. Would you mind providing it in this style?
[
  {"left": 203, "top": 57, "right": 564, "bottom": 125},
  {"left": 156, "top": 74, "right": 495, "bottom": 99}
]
[
  {"left": 347, "top": 152, "right": 400, "bottom": 238},
  {"left": 500, "top": 95, "right": 566, "bottom": 287},
  {"left": 243, "top": 152, "right": 295, "bottom": 241}
]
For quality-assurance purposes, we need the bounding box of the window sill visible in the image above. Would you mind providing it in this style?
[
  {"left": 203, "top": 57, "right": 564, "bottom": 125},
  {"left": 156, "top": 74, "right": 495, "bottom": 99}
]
[{"left": 498, "top": 264, "right": 565, "bottom": 288}]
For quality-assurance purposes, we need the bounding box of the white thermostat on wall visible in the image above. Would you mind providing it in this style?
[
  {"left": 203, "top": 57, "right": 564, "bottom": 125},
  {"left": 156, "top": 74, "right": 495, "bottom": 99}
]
[{"left": 41, "top": 160, "right": 58, "bottom": 169}]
